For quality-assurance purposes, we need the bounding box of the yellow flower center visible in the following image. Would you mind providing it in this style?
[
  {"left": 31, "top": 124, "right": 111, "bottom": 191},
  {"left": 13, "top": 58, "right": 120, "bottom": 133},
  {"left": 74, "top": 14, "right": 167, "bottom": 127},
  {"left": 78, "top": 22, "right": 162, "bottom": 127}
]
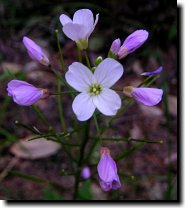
[{"left": 89, "top": 83, "right": 102, "bottom": 96}]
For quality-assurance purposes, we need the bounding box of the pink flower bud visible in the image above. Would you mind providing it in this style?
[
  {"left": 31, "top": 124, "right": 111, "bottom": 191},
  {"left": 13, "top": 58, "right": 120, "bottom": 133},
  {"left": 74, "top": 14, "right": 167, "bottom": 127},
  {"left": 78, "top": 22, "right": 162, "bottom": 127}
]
[
  {"left": 23, "top": 36, "right": 50, "bottom": 66},
  {"left": 97, "top": 147, "right": 121, "bottom": 191},
  {"left": 7, "top": 80, "right": 48, "bottom": 106},
  {"left": 118, "top": 29, "right": 149, "bottom": 59},
  {"left": 81, "top": 166, "right": 91, "bottom": 179},
  {"left": 110, "top": 38, "right": 121, "bottom": 54},
  {"left": 141, "top": 66, "right": 163, "bottom": 76}
]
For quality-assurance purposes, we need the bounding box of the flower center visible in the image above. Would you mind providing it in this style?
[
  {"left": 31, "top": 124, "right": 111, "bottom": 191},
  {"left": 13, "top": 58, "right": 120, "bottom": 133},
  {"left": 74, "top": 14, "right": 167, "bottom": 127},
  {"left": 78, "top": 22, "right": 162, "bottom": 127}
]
[{"left": 89, "top": 83, "right": 102, "bottom": 96}]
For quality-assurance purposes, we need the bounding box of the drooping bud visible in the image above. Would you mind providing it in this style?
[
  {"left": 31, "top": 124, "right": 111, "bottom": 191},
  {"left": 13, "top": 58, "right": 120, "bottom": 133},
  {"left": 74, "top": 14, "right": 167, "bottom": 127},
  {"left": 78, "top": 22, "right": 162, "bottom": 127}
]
[
  {"left": 23, "top": 36, "right": 50, "bottom": 66},
  {"left": 7, "top": 80, "right": 48, "bottom": 106},
  {"left": 97, "top": 147, "right": 121, "bottom": 191}
]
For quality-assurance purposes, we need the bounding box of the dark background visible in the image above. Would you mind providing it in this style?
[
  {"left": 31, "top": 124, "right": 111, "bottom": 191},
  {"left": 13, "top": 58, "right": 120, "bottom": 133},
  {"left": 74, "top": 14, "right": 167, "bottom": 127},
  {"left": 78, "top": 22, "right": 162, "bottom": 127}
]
[{"left": 0, "top": 0, "right": 177, "bottom": 200}]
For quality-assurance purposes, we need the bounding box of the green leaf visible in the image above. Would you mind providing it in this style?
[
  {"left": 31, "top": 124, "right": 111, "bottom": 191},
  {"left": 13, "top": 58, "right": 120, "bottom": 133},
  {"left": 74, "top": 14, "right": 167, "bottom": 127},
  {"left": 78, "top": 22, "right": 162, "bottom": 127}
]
[
  {"left": 78, "top": 180, "right": 92, "bottom": 200},
  {"left": 44, "top": 186, "right": 64, "bottom": 200}
]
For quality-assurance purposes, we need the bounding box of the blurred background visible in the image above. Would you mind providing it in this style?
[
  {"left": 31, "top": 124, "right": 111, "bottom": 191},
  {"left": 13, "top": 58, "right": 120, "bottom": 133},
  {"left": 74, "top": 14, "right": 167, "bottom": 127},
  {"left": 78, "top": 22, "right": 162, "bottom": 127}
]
[{"left": 0, "top": 0, "right": 177, "bottom": 200}]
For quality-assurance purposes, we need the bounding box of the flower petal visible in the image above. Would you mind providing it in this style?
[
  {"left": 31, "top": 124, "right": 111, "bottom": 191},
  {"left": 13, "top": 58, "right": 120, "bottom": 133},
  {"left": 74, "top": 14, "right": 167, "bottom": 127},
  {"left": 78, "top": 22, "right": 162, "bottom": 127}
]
[
  {"left": 94, "top": 58, "right": 124, "bottom": 88},
  {"left": 73, "top": 9, "right": 94, "bottom": 32},
  {"left": 72, "top": 92, "right": 96, "bottom": 121},
  {"left": 99, "top": 179, "right": 112, "bottom": 192},
  {"left": 59, "top": 14, "right": 72, "bottom": 26},
  {"left": 132, "top": 88, "right": 163, "bottom": 106},
  {"left": 141, "top": 66, "right": 163, "bottom": 76},
  {"left": 63, "top": 22, "right": 87, "bottom": 41},
  {"left": 93, "top": 88, "right": 121, "bottom": 116},
  {"left": 97, "top": 153, "right": 118, "bottom": 182},
  {"left": 110, "top": 38, "right": 121, "bottom": 54},
  {"left": 23, "top": 36, "right": 50, "bottom": 66},
  {"left": 86, "top": 13, "right": 99, "bottom": 38},
  {"left": 65, "top": 62, "right": 94, "bottom": 92},
  {"left": 7, "top": 80, "right": 42, "bottom": 106},
  {"left": 112, "top": 175, "right": 121, "bottom": 190}
]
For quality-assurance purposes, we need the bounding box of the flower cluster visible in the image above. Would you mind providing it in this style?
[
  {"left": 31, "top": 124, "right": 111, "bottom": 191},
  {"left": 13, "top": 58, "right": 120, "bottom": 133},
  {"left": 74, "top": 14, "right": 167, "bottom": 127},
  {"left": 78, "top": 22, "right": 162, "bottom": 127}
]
[{"left": 6, "top": 9, "right": 164, "bottom": 193}]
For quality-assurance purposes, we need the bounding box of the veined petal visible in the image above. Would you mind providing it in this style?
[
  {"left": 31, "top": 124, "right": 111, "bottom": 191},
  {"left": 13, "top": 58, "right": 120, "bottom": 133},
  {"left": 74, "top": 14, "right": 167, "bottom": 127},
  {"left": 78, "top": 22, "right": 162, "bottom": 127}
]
[
  {"left": 94, "top": 58, "right": 124, "bottom": 88},
  {"left": 93, "top": 88, "right": 121, "bottom": 116},
  {"left": 65, "top": 62, "right": 94, "bottom": 92},
  {"left": 72, "top": 92, "right": 96, "bottom": 121},
  {"left": 97, "top": 153, "right": 118, "bottom": 183},
  {"left": 59, "top": 14, "right": 72, "bottom": 26},
  {"left": 132, "top": 87, "right": 163, "bottom": 106},
  {"left": 63, "top": 23, "right": 87, "bottom": 41},
  {"left": 73, "top": 9, "right": 94, "bottom": 31}
]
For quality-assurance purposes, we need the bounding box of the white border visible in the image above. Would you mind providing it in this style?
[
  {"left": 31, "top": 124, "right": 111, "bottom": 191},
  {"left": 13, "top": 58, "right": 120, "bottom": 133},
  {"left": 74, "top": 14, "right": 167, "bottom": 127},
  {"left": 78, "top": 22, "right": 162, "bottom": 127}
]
[{"left": 0, "top": 1, "right": 184, "bottom": 209}]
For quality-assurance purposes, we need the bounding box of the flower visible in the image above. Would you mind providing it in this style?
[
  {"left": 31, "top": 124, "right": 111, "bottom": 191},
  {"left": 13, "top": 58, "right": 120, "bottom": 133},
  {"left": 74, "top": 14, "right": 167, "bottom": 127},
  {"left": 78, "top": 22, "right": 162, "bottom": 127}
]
[
  {"left": 81, "top": 166, "right": 91, "bottom": 179},
  {"left": 7, "top": 80, "right": 49, "bottom": 106},
  {"left": 97, "top": 147, "right": 121, "bottom": 191},
  {"left": 65, "top": 58, "right": 124, "bottom": 121},
  {"left": 123, "top": 86, "right": 163, "bottom": 106},
  {"left": 110, "top": 38, "right": 121, "bottom": 55},
  {"left": 141, "top": 66, "right": 163, "bottom": 76},
  {"left": 60, "top": 9, "right": 99, "bottom": 50},
  {"left": 23, "top": 36, "right": 50, "bottom": 66},
  {"left": 114, "top": 30, "right": 149, "bottom": 59}
]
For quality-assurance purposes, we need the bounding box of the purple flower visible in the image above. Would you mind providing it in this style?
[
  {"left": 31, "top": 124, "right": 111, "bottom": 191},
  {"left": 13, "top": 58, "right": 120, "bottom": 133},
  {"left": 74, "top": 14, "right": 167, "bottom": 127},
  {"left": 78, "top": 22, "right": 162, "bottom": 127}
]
[
  {"left": 60, "top": 9, "right": 99, "bottom": 49},
  {"left": 141, "top": 66, "right": 163, "bottom": 76},
  {"left": 110, "top": 38, "right": 121, "bottom": 55},
  {"left": 97, "top": 147, "right": 121, "bottom": 192},
  {"left": 81, "top": 166, "right": 91, "bottom": 179},
  {"left": 23, "top": 36, "right": 50, "bottom": 66},
  {"left": 7, "top": 80, "right": 48, "bottom": 106},
  {"left": 65, "top": 58, "right": 123, "bottom": 121},
  {"left": 118, "top": 30, "right": 149, "bottom": 59},
  {"left": 131, "top": 87, "right": 163, "bottom": 106}
]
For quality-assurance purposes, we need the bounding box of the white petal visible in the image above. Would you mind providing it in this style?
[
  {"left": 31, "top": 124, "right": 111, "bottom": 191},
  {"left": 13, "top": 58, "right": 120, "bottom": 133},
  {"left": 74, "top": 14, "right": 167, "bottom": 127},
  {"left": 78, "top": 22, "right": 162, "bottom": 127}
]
[
  {"left": 65, "top": 62, "right": 94, "bottom": 92},
  {"left": 94, "top": 58, "right": 124, "bottom": 88},
  {"left": 59, "top": 14, "right": 72, "bottom": 26},
  {"left": 63, "top": 23, "right": 87, "bottom": 41},
  {"left": 86, "top": 13, "right": 99, "bottom": 38},
  {"left": 93, "top": 88, "right": 121, "bottom": 116},
  {"left": 72, "top": 92, "right": 96, "bottom": 121},
  {"left": 73, "top": 9, "right": 94, "bottom": 32}
]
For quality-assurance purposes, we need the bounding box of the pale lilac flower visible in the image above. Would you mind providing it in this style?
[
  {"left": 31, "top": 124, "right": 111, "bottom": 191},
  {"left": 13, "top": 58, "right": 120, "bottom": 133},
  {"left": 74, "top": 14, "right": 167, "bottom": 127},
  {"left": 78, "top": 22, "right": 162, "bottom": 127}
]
[
  {"left": 65, "top": 58, "right": 123, "bottom": 121},
  {"left": 60, "top": 9, "right": 99, "bottom": 50},
  {"left": 110, "top": 38, "right": 121, "bottom": 55},
  {"left": 131, "top": 87, "right": 163, "bottom": 106},
  {"left": 81, "top": 166, "right": 91, "bottom": 179},
  {"left": 118, "top": 30, "right": 149, "bottom": 59},
  {"left": 97, "top": 147, "right": 121, "bottom": 192},
  {"left": 23, "top": 36, "right": 50, "bottom": 66},
  {"left": 7, "top": 80, "right": 48, "bottom": 106},
  {"left": 141, "top": 66, "right": 163, "bottom": 76}
]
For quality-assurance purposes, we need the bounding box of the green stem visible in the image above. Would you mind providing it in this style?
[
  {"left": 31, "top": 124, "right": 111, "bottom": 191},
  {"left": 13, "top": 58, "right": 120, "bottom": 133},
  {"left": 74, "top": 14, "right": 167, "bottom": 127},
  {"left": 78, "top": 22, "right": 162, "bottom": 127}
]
[
  {"left": 76, "top": 44, "right": 82, "bottom": 63},
  {"left": 91, "top": 137, "right": 163, "bottom": 144},
  {"left": 73, "top": 120, "right": 90, "bottom": 199},
  {"left": 55, "top": 29, "right": 65, "bottom": 71},
  {"left": 49, "top": 91, "right": 78, "bottom": 95},
  {"left": 84, "top": 50, "right": 91, "bottom": 69},
  {"left": 31, "top": 105, "right": 51, "bottom": 129},
  {"left": 93, "top": 114, "right": 102, "bottom": 142},
  {"left": 57, "top": 78, "right": 66, "bottom": 132}
]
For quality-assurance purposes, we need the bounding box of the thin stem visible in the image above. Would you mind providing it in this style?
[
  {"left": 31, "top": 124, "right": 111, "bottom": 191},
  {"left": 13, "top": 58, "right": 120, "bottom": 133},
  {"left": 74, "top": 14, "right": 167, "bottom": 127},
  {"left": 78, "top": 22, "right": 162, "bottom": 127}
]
[
  {"left": 49, "top": 91, "right": 78, "bottom": 95},
  {"left": 91, "top": 137, "right": 163, "bottom": 144},
  {"left": 73, "top": 120, "right": 90, "bottom": 199},
  {"left": 31, "top": 105, "right": 51, "bottom": 129},
  {"left": 84, "top": 50, "right": 91, "bottom": 69},
  {"left": 57, "top": 78, "right": 66, "bottom": 132},
  {"left": 55, "top": 29, "right": 65, "bottom": 71},
  {"left": 93, "top": 114, "right": 102, "bottom": 142},
  {"left": 76, "top": 44, "right": 82, "bottom": 63}
]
